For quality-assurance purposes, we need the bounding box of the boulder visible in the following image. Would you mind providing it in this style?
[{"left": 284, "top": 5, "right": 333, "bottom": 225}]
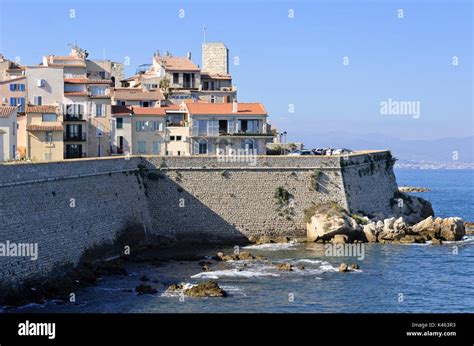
[
  {"left": 276, "top": 263, "right": 293, "bottom": 271},
  {"left": 306, "top": 203, "right": 362, "bottom": 242},
  {"left": 363, "top": 222, "right": 378, "bottom": 243},
  {"left": 439, "top": 217, "right": 465, "bottom": 241},
  {"left": 431, "top": 238, "right": 442, "bottom": 245},
  {"left": 390, "top": 192, "right": 434, "bottom": 225},
  {"left": 184, "top": 281, "right": 227, "bottom": 297},
  {"left": 411, "top": 216, "right": 465, "bottom": 241},
  {"left": 332, "top": 234, "right": 349, "bottom": 244},
  {"left": 378, "top": 229, "right": 405, "bottom": 242},
  {"left": 339, "top": 263, "right": 348, "bottom": 272},
  {"left": 237, "top": 251, "right": 255, "bottom": 261},
  {"left": 349, "top": 263, "right": 360, "bottom": 270}
]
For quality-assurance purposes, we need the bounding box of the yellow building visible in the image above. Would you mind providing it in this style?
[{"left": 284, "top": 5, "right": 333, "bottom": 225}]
[{"left": 18, "top": 105, "right": 64, "bottom": 161}]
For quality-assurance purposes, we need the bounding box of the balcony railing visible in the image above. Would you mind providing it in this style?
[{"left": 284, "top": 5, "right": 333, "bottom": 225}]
[
  {"left": 64, "top": 132, "right": 86, "bottom": 141},
  {"left": 64, "top": 113, "right": 84, "bottom": 121},
  {"left": 65, "top": 152, "right": 86, "bottom": 159}
]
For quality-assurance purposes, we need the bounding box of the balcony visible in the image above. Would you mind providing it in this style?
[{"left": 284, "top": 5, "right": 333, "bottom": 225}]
[
  {"left": 64, "top": 113, "right": 84, "bottom": 121},
  {"left": 65, "top": 152, "right": 86, "bottom": 159},
  {"left": 64, "top": 132, "right": 86, "bottom": 141}
]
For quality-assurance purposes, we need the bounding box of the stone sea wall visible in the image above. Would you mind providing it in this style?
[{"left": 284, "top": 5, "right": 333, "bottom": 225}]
[{"left": 0, "top": 151, "right": 397, "bottom": 285}]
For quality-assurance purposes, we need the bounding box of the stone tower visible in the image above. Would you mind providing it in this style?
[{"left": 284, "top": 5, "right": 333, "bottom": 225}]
[{"left": 202, "top": 42, "right": 229, "bottom": 75}]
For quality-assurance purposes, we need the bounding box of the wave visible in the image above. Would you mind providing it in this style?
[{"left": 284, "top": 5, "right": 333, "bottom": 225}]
[
  {"left": 242, "top": 243, "right": 298, "bottom": 251},
  {"left": 191, "top": 267, "right": 281, "bottom": 279}
]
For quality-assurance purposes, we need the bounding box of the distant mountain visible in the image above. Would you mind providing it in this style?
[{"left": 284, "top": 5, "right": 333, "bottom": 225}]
[{"left": 296, "top": 132, "right": 474, "bottom": 164}]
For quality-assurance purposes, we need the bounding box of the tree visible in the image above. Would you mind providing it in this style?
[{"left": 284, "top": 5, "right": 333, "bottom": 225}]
[{"left": 159, "top": 78, "right": 171, "bottom": 100}]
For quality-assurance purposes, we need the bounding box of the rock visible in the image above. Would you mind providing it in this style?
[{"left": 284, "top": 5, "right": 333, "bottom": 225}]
[
  {"left": 275, "top": 236, "right": 291, "bottom": 243},
  {"left": 400, "top": 235, "right": 416, "bottom": 243},
  {"left": 431, "top": 238, "right": 442, "bottom": 245},
  {"left": 237, "top": 251, "right": 255, "bottom": 260},
  {"left": 332, "top": 234, "right": 349, "bottom": 244},
  {"left": 276, "top": 263, "right": 293, "bottom": 271},
  {"left": 375, "top": 220, "right": 384, "bottom": 231},
  {"left": 255, "top": 236, "right": 274, "bottom": 245},
  {"left": 135, "top": 284, "right": 157, "bottom": 295},
  {"left": 184, "top": 281, "right": 226, "bottom": 297},
  {"left": 390, "top": 192, "right": 434, "bottom": 225},
  {"left": 349, "top": 263, "right": 359, "bottom": 270},
  {"left": 363, "top": 223, "right": 378, "bottom": 243},
  {"left": 383, "top": 217, "right": 396, "bottom": 232},
  {"left": 412, "top": 216, "right": 465, "bottom": 241},
  {"left": 213, "top": 252, "right": 225, "bottom": 261},
  {"left": 202, "top": 265, "right": 211, "bottom": 272},
  {"left": 297, "top": 265, "right": 305, "bottom": 270},
  {"left": 86, "top": 259, "right": 127, "bottom": 276},
  {"left": 439, "top": 217, "right": 465, "bottom": 241},
  {"left": 339, "top": 263, "right": 348, "bottom": 272},
  {"left": 221, "top": 255, "right": 238, "bottom": 261},
  {"left": 398, "top": 186, "right": 430, "bottom": 193},
  {"left": 255, "top": 255, "right": 267, "bottom": 261},
  {"left": 378, "top": 228, "right": 405, "bottom": 242},
  {"left": 393, "top": 217, "right": 408, "bottom": 231},
  {"left": 167, "top": 283, "right": 184, "bottom": 292},
  {"left": 140, "top": 275, "right": 150, "bottom": 282},
  {"left": 306, "top": 203, "right": 362, "bottom": 242}
]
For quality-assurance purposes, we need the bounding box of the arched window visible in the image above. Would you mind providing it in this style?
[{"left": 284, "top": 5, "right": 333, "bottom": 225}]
[
  {"left": 218, "top": 139, "right": 228, "bottom": 155},
  {"left": 198, "top": 139, "right": 208, "bottom": 154},
  {"left": 242, "top": 139, "right": 254, "bottom": 151}
]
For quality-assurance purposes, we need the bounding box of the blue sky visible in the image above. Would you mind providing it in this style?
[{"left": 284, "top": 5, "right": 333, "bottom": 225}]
[{"left": 0, "top": 0, "right": 472, "bottom": 146}]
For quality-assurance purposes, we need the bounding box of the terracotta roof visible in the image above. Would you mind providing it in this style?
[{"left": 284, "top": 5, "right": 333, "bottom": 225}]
[
  {"left": 113, "top": 88, "right": 164, "bottom": 101},
  {"left": 0, "top": 76, "right": 26, "bottom": 84},
  {"left": 88, "top": 79, "right": 113, "bottom": 84},
  {"left": 26, "top": 123, "right": 63, "bottom": 131},
  {"left": 185, "top": 102, "right": 267, "bottom": 115},
  {"left": 64, "top": 91, "right": 87, "bottom": 97},
  {"left": 155, "top": 56, "right": 200, "bottom": 71},
  {"left": 112, "top": 105, "right": 180, "bottom": 117},
  {"left": 25, "top": 105, "right": 58, "bottom": 113},
  {"left": 201, "top": 73, "right": 232, "bottom": 80},
  {"left": 0, "top": 106, "right": 17, "bottom": 118}
]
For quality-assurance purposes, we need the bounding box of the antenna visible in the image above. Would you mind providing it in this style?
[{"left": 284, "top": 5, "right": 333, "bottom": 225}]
[{"left": 203, "top": 25, "right": 206, "bottom": 43}]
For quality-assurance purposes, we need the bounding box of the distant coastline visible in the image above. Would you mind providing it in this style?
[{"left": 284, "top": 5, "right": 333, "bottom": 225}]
[{"left": 395, "top": 162, "right": 474, "bottom": 170}]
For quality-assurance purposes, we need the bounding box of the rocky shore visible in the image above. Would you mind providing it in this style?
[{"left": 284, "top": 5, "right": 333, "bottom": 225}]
[
  {"left": 398, "top": 186, "right": 430, "bottom": 193},
  {"left": 305, "top": 193, "right": 466, "bottom": 245}
]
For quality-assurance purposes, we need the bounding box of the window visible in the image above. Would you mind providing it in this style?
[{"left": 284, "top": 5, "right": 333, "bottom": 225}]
[
  {"left": 120, "top": 101, "right": 126, "bottom": 105},
  {"left": 44, "top": 153, "right": 52, "bottom": 161},
  {"left": 152, "top": 141, "right": 160, "bottom": 154},
  {"left": 197, "top": 120, "right": 208, "bottom": 136},
  {"left": 166, "top": 151, "right": 172, "bottom": 156},
  {"left": 64, "top": 85, "right": 84, "bottom": 93},
  {"left": 140, "top": 101, "right": 150, "bottom": 107},
  {"left": 34, "top": 96, "right": 42, "bottom": 105},
  {"left": 202, "top": 81, "right": 209, "bottom": 90},
  {"left": 136, "top": 121, "right": 147, "bottom": 132},
  {"left": 177, "top": 151, "right": 182, "bottom": 156},
  {"left": 10, "top": 84, "right": 25, "bottom": 92},
  {"left": 45, "top": 131, "right": 53, "bottom": 143},
  {"left": 98, "top": 71, "right": 106, "bottom": 79},
  {"left": 138, "top": 141, "right": 146, "bottom": 153},
  {"left": 95, "top": 104, "right": 104, "bottom": 117},
  {"left": 116, "top": 118, "right": 123, "bottom": 129},
  {"left": 42, "top": 114, "right": 57, "bottom": 122},
  {"left": 150, "top": 121, "right": 162, "bottom": 132},
  {"left": 173, "top": 73, "right": 179, "bottom": 84},
  {"left": 242, "top": 139, "right": 255, "bottom": 151},
  {"left": 90, "top": 86, "right": 106, "bottom": 96},
  {"left": 210, "top": 95, "right": 216, "bottom": 103},
  {"left": 198, "top": 139, "right": 208, "bottom": 154},
  {"left": 176, "top": 136, "right": 182, "bottom": 141},
  {"left": 170, "top": 136, "right": 176, "bottom": 141},
  {"left": 10, "top": 97, "right": 25, "bottom": 112}
]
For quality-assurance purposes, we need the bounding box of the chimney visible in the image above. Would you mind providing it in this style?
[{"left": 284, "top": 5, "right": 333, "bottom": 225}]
[
  {"left": 232, "top": 99, "right": 238, "bottom": 113},
  {"left": 187, "top": 52, "right": 192, "bottom": 60}
]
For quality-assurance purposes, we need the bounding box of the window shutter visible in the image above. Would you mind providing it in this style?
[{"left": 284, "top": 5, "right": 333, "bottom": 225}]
[
  {"left": 9, "top": 84, "right": 14, "bottom": 91},
  {"left": 192, "top": 121, "right": 198, "bottom": 136},
  {"left": 193, "top": 140, "right": 199, "bottom": 154},
  {"left": 10, "top": 97, "right": 16, "bottom": 106},
  {"left": 181, "top": 136, "right": 186, "bottom": 142},
  {"left": 20, "top": 84, "right": 25, "bottom": 91},
  {"left": 207, "top": 140, "right": 212, "bottom": 154}
]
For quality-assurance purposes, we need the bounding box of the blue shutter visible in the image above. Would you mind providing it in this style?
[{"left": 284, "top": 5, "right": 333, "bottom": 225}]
[
  {"left": 20, "top": 84, "right": 25, "bottom": 91},
  {"left": 19, "top": 98, "right": 25, "bottom": 112},
  {"left": 193, "top": 140, "right": 199, "bottom": 154},
  {"left": 9, "top": 84, "right": 14, "bottom": 91},
  {"left": 10, "top": 97, "right": 16, "bottom": 106}
]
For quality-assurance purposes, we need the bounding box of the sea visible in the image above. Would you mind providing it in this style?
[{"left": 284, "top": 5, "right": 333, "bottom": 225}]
[{"left": 7, "top": 169, "right": 474, "bottom": 313}]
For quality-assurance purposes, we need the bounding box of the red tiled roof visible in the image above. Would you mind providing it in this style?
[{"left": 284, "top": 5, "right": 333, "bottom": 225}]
[
  {"left": 88, "top": 79, "right": 113, "bottom": 84},
  {"left": 0, "top": 76, "right": 26, "bottom": 84},
  {"left": 155, "top": 56, "right": 200, "bottom": 71},
  {"left": 26, "top": 123, "right": 63, "bottom": 131},
  {"left": 185, "top": 102, "right": 267, "bottom": 115},
  {"left": 0, "top": 106, "right": 17, "bottom": 118},
  {"left": 201, "top": 73, "right": 232, "bottom": 80},
  {"left": 64, "top": 78, "right": 89, "bottom": 84},
  {"left": 25, "top": 105, "right": 58, "bottom": 113},
  {"left": 113, "top": 88, "right": 164, "bottom": 101}
]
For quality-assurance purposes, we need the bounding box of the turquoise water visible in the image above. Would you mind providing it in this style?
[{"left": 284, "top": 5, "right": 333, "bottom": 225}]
[{"left": 8, "top": 170, "right": 474, "bottom": 313}]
